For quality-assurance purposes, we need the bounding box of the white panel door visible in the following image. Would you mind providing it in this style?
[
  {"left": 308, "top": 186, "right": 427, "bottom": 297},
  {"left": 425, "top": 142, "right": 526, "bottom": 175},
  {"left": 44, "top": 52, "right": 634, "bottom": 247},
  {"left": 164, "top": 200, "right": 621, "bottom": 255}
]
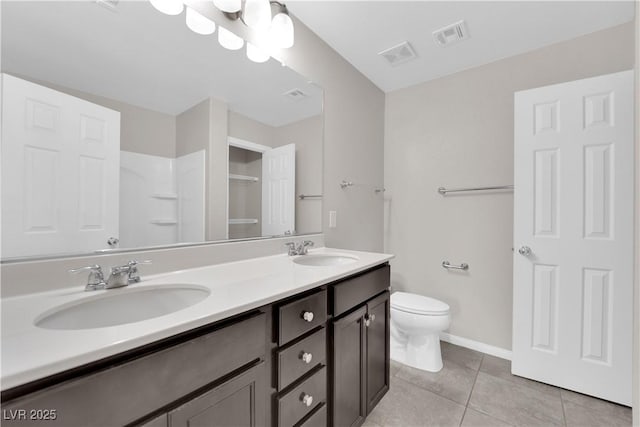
[
  {"left": 513, "top": 70, "right": 633, "bottom": 405},
  {"left": 1, "top": 74, "right": 120, "bottom": 257},
  {"left": 261, "top": 144, "right": 295, "bottom": 236}
]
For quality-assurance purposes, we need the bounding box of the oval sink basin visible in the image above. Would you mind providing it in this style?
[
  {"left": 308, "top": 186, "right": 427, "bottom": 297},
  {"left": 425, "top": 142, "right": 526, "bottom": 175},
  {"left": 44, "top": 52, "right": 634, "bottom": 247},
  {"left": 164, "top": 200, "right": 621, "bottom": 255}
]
[
  {"left": 35, "top": 285, "right": 210, "bottom": 330},
  {"left": 293, "top": 254, "right": 359, "bottom": 267}
]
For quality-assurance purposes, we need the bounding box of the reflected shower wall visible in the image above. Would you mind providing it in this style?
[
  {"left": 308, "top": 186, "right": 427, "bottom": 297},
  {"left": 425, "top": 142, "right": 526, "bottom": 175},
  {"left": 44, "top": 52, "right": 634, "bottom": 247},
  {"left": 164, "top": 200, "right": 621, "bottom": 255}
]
[{"left": 120, "top": 150, "right": 205, "bottom": 248}]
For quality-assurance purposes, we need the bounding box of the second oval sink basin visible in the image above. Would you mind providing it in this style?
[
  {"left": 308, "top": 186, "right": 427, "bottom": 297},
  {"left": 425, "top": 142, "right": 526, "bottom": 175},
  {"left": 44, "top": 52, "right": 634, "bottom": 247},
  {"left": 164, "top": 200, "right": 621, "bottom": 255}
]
[
  {"left": 35, "top": 285, "right": 210, "bottom": 330},
  {"left": 293, "top": 254, "right": 359, "bottom": 267}
]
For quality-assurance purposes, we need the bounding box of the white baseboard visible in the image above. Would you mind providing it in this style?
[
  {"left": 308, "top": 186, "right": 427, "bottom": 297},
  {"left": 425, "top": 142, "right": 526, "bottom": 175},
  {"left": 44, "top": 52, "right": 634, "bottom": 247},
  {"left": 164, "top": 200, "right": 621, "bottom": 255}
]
[{"left": 440, "top": 332, "right": 512, "bottom": 361}]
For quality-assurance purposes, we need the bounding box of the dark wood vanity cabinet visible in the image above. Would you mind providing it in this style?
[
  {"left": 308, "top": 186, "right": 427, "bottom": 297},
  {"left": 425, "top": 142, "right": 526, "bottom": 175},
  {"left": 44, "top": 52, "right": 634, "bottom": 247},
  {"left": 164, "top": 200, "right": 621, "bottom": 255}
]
[
  {"left": 364, "top": 292, "right": 391, "bottom": 414},
  {"left": 330, "top": 265, "right": 391, "bottom": 427},
  {"left": 1, "top": 263, "right": 390, "bottom": 427},
  {"left": 1, "top": 312, "right": 269, "bottom": 427},
  {"left": 168, "top": 362, "right": 267, "bottom": 427}
]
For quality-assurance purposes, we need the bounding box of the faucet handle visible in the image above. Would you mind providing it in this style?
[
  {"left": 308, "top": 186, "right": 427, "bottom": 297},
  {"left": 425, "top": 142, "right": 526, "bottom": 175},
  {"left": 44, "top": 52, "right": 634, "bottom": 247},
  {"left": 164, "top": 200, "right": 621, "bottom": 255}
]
[
  {"left": 298, "top": 240, "right": 314, "bottom": 255},
  {"left": 127, "top": 260, "right": 152, "bottom": 267},
  {"left": 127, "top": 260, "right": 152, "bottom": 284},
  {"left": 69, "top": 265, "right": 106, "bottom": 290}
]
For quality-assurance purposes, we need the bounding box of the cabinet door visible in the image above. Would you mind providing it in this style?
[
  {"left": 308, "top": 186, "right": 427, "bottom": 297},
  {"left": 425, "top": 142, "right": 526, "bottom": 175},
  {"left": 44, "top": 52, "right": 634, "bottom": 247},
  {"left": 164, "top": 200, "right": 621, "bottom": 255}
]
[
  {"left": 331, "top": 306, "right": 367, "bottom": 427},
  {"left": 169, "top": 362, "right": 266, "bottom": 427},
  {"left": 366, "top": 291, "right": 390, "bottom": 413}
]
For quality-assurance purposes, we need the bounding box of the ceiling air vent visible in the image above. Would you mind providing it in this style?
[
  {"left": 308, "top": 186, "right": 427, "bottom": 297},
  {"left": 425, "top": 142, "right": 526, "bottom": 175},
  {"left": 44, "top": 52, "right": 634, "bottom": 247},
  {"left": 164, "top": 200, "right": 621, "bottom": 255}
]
[
  {"left": 433, "top": 20, "right": 469, "bottom": 47},
  {"left": 378, "top": 41, "right": 417, "bottom": 67},
  {"left": 282, "top": 88, "right": 309, "bottom": 102}
]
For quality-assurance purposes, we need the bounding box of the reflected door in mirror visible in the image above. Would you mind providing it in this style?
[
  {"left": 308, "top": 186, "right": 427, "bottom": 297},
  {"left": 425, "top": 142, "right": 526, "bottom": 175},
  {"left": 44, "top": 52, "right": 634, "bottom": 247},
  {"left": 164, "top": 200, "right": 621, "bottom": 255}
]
[{"left": 1, "top": 74, "right": 121, "bottom": 258}]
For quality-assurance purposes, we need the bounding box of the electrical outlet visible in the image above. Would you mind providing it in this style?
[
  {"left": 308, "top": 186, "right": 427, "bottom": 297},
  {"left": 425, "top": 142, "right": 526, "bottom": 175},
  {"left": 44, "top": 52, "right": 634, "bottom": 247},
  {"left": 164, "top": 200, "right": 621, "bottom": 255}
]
[{"left": 329, "top": 211, "right": 337, "bottom": 228}]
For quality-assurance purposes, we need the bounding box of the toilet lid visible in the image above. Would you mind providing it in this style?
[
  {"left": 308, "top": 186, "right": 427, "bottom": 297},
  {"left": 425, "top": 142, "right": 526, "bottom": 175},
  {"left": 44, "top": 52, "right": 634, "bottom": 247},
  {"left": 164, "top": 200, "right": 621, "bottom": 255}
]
[{"left": 391, "top": 292, "right": 450, "bottom": 315}]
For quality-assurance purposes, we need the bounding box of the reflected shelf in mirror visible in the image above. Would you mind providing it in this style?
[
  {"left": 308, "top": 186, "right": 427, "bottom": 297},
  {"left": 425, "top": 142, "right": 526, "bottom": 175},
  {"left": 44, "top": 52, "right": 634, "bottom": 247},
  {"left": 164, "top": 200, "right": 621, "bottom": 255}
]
[{"left": 229, "top": 174, "right": 259, "bottom": 182}]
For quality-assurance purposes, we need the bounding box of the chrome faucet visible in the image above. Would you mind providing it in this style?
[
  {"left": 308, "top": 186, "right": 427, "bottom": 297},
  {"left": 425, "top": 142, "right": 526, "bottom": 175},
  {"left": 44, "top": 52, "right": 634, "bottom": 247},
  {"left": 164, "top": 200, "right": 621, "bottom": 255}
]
[
  {"left": 126, "top": 260, "right": 151, "bottom": 284},
  {"left": 70, "top": 260, "right": 151, "bottom": 291},
  {"left": 69, "top": 265, "right": 107, "bottom": 291},
  {"left": 285, "top": 240, "right": 314, "bottom": 256},
  {"left": 297, "top": 240, "right": 314, "bottom": 255},
  {"left": 285, "top": 242, "right": 297, "bottom": 256}
]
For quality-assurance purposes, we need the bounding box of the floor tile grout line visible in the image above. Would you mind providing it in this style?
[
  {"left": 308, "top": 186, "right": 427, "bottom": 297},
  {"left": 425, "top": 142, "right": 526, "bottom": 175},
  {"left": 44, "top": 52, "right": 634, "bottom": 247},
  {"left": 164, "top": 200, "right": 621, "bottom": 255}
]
[
  {"left": 459, "top": 354, "right": 484, "bottom": 426},
  {"left": 560, "top": 390, "right": 568, "bottom": 427},
  {"left": 559, "top": 388, "right": 632, "bottom": 416},
  {"left": 392, "top": 374, "right": 468, "bottom": 410}
]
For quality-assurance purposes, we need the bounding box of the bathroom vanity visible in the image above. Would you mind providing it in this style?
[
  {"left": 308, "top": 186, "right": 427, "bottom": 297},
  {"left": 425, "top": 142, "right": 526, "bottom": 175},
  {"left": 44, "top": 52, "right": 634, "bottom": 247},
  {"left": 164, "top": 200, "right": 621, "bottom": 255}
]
[{"left": 1, "top": 249, "right": 392, "bottom": 427}]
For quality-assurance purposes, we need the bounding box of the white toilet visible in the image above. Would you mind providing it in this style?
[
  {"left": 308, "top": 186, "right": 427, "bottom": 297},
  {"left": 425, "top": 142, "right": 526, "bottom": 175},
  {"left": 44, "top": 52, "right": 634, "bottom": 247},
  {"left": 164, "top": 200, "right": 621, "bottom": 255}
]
[{"left": 390, "top": 292, "right": 451, "bottom": 372}]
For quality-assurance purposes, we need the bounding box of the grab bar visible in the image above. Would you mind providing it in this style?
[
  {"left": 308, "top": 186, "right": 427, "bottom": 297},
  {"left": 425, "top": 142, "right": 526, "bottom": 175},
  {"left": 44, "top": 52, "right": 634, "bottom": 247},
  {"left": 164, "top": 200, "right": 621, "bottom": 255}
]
[
  {"left": 299, "top": 194, "right": 322, "bottom": 200},
  {"left": 442, "top": 261, "right": 469, "bottom": 270},
  {"left": 438, "top": 185, "right": 513, "bottom": 195}
]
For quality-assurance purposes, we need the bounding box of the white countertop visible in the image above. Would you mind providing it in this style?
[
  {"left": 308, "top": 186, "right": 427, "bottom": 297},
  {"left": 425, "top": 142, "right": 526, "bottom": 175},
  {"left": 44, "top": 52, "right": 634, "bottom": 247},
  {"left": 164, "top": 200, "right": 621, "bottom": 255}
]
[{"left": 1, "top": 247, "right": 393, "bottom": 391}]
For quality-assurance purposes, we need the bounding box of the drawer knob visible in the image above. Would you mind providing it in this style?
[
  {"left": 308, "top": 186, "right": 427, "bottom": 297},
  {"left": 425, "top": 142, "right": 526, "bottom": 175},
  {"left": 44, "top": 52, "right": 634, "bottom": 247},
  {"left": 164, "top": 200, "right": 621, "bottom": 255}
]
[
  {"left": 300, "top": 352, "right": 313, "bottom": 364},
  {"left": 301, "top": 311, "right": 314, "bottom": 322},
  {"left": 300, "top": 393, "right": 314, "bottom": 407}
]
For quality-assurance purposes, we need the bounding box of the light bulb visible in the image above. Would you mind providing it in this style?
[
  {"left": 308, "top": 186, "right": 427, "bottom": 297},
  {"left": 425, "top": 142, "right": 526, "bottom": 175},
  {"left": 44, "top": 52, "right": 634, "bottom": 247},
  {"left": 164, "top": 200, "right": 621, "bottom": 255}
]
[
  {"left": 149, "top": 0, "right": 183, "bottom": 16},
  {"left": 246, "top": 43, "right": 269, "bottom": 63},
  {"left": 213, "top": 0, "right": 241, "bottom": 13},
  {"left": 270, "top": 12, "right": 294, "bottom": 48},
  {"left": 243, "top": 0, "right": 271, "bottom": 31},
  {"left": 218, "top": 27, "right": 244, "bottom": 50},
  {"left": 186, "top": 7, "right": 216, "bottom": 35}
]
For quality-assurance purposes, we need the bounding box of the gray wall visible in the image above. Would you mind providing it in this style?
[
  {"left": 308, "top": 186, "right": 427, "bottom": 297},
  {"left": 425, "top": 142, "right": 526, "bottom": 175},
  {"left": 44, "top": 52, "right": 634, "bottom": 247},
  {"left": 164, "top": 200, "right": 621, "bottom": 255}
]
[
  {"left": 207, "top": 98, "right": 230, "bottom": 241},
  {"left": 228, "top": 111, "right": 275, "bottom": 147},
  {"left": 273, "top": 17, "right": 385, "bottom": 252},
  {"left": 274, "top": 115, "right": 323, "bottom": 234},
  {"left": 633, "top": 7, "right": 639, "bottom": 426},
  {"left": 176, "top": 99, "right": 210, "bottom": 157},
  {"left": 384, "top": 22, "right": 635, "bottom": 350},
  {"left": 176, "top": 98, "right": 229, "bottom": 241}
]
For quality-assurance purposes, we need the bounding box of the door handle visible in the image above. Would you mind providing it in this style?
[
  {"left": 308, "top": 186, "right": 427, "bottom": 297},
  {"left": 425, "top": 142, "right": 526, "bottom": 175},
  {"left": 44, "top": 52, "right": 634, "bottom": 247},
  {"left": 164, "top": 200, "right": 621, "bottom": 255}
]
[{"left": 518, "top": 246, "right": 532, "bottom": 256}]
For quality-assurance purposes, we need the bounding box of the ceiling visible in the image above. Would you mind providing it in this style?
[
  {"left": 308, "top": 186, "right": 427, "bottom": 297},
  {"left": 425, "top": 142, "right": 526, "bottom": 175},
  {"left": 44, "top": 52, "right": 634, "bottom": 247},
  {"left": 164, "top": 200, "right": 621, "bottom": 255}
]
[
  {"left": 288, "top": 1, "right": 635, "bottom": 93},
  {"left": 1, "top": 1, "right": 322, "bottom": 127}
]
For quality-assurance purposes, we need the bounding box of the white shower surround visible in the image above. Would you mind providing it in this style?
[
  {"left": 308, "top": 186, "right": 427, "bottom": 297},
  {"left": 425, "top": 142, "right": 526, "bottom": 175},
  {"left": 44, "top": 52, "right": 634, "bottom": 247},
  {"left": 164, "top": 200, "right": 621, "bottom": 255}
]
[{"left": 120, "top": 150, "right": 205, "bottom": 248}]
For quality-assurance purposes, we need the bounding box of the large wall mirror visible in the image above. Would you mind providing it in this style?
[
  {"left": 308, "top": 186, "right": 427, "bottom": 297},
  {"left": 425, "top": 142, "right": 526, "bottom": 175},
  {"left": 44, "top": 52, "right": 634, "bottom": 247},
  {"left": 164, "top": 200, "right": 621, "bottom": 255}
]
[{"left": 1, "top": 1, "right": 323, "bottom": 260}]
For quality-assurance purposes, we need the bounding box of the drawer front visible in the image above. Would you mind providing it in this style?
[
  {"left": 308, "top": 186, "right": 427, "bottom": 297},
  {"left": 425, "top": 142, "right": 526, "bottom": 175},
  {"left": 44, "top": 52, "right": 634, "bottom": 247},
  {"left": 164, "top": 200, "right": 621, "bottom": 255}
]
[
  {"left": 332, "top": 264, "right": 390, "bottom": 317},
  {"left": 299, "top": 403, "right": 326, "bottom": 427},
  {"left": 277, "top": 366, "right": 326, "bottom": 427},
  {"left": 2, "top": 313, "right": 267, "bottom": 427},
  {"left": 278, "top": 289, "right": 327, "bottom": 345},
  {"left": 277, "top": 328, "right": 326, "bottom": 390}
]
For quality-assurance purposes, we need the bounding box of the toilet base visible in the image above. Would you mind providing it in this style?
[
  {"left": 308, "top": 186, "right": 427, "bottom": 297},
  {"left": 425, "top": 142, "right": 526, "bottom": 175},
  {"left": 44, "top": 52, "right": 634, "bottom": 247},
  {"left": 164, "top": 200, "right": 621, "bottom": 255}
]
[{"left": 391, "top": 321, "right": 445, "bottom": 372}]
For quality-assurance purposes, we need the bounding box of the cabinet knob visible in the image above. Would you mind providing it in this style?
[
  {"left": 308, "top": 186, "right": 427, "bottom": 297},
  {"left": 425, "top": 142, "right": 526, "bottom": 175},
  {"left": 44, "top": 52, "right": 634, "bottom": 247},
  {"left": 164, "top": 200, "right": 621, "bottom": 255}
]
[
  {"left": 364, "top": 313, "right": 376, "bottom": 327},
  {"left": 300, "top": 352, "right": 313, "bottom": 364},
  {"left": 301, "top": 311, "right": 314, "bottom": 322},
  {"left": 300, "top": 393, "right": 314, "bottom": 407}
]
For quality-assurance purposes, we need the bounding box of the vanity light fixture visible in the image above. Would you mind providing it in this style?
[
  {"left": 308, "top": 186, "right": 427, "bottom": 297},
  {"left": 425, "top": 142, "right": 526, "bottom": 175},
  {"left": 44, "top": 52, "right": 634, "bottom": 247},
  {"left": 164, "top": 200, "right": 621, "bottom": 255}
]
[
  {"left": 147, "top": 0, "right": 295, "bottom": 63},
  {"left": 218, "top": 26, "right": 245, "bottom": 50},
  {"left": 213, "top": 0, "right": 241, "bottom": 13},
  {"left": 243, "top": 0, "right": 271, "bottom": 31},
  {"left": 246, "top": 42, "right": 270, "bottom": 63},
  {"left": 149, "top": 0, "right": 183, "bottom": 16},
  {"left": 269, "top": 1, "right": 294, "bottom": 48},
  {"left": 186, "top": 7, "right": 216, "bottom": 35}
]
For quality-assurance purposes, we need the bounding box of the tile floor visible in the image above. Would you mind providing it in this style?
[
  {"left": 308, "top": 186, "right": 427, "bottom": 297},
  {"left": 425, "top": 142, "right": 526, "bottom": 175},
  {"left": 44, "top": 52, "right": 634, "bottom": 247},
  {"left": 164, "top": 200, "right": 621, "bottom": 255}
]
[{"left": 364, "top": 342, "right": 632, "bottom": 427}]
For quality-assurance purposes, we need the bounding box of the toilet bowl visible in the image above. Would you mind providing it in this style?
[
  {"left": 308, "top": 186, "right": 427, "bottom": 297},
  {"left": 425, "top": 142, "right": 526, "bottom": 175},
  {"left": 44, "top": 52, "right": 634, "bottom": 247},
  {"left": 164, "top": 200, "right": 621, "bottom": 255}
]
[{"left": 390, "top": 292, "right": 451, "bottom": 372}]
